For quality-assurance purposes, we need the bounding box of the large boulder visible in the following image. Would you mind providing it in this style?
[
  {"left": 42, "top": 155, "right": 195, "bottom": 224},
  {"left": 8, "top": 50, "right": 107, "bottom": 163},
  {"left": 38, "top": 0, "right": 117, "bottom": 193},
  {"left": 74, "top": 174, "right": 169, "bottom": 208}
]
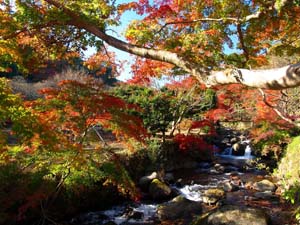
[
  {"left": 157, "top": 196, "right": 202, "bottom": 221},
  {"left": 202, "top": 188, "right": 225, "bottom": 205},
  {"left": 218, "top": 181, "right": 239, "bottom": 192},
  {"left": 193, "top": 205, "right": 271, "bottom": 225},
  {"left": 253, "top": 179, "right": 277, "bottom": 192},
  {"left": 139, "top": 172, "right": 159, "bottom": 192},
  {"left": 149, "top": 179, "right": 172, "bottom": 200},
  {"left": 232, "top": 142, "right": 246, "bottom": 156}
]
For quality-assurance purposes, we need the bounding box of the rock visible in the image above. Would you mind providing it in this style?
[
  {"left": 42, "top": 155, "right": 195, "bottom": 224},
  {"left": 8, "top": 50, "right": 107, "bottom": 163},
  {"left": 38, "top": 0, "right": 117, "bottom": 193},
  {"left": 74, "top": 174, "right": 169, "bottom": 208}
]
[
  {"left": 230, "top": 137, "right": 238, "bottom": 143},
  {"left": 139, "top": 172, "right": 158, "bottom": 191},
  {"left": 70, "top": 212, "right": 109, "bottom": 225},
  {"left": 245, "top": 181, "right": 254, "bottom": 189},
  {"left": 223, "top": 165, "right": 239, "bottom": 173},
  {"left": 253, "top": 179, "right": 277, "bottom": 192},
  {"left": 103, "top": 221, "right": 117, "bottom": 225},
  {"left": 218, "top": 181, "right": 239, "bottom": 192},
  {"left": 198, "top": 162, "right": 212, "bottom": 169},
  {"left": 209, "top": 168, "right": 223, "bottom": 175},
  {"left": 149, "top": 179, "right": 172, "bottom": 200},
  {"left": 194, "top": 205, "right": 271, "bottom": 225},
  {"left": 175, "top": 178, "right": 183, "bottom": 188},
  {"left": 230, "top": 173, "right": 242, "bottom": 186},
  {"left": 164, "top": 173, "right": 175, "bottom": 184},
  {"left": 214, "top": 163, "right": 225, "bottom": 173},
  {"left": 244, "top": 195, "right": 259, "bottom": 201},
  {"left": 202, "top": 188, "right": 225, "bottom": 205},
  {"left": 232, "top": 142, "right": 246, "bottom": 156},
  {"left": 127, "top": 210, "right": 144, "bottom": 220},
  {"left": 254, "top": 191, "right": 278, "bottom": 201},
  {"left": 157, "top": 196, "right": 202, "bottom": 221}
]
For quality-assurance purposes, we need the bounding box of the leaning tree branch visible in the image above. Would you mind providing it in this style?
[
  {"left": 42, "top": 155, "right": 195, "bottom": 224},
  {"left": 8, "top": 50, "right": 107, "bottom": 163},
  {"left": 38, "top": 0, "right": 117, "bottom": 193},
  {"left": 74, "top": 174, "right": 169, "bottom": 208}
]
[
  {"left": 236, "top": 23, "right": 249, "bottom": 62},
  {"left": 207, "top": 63, "right": 300, "bottom": 90},
  {"left": 42, "top": 0, "right": 300, "bottom": 90},
  {"left": 44, "top": 0, "right": 203, "bottom": 78}
]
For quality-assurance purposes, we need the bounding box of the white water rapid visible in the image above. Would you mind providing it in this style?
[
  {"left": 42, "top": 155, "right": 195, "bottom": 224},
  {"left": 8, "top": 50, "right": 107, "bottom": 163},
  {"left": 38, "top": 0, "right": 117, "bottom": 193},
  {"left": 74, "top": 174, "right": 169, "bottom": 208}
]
[{"left": 218, "top": 139, "right": 254, "bottom": 160}]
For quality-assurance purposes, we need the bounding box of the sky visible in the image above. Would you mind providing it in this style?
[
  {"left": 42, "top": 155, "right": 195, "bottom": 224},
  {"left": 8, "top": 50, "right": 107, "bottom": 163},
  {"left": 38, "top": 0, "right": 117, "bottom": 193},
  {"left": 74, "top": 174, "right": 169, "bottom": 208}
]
[
  {"left": 85, "top": 1, "right": 143, "bottom": 82},
  {"left": 84, "top": 0, "right": 239, "bottom": 83}
]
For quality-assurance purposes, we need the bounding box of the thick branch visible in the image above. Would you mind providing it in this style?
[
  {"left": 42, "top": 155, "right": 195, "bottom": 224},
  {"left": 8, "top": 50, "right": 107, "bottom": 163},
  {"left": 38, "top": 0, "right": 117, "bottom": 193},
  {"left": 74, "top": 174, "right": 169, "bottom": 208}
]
[
  {"left": 236, "top": 23, "right": 249, "bottom": 62},
  {"left": 206, "top": 63, "right": 300, "bottom": 90},
  {"left": 43, "top": 0, "right": 299, "bottom": 90},
  {"left": 44, "top": 0, "right": 202, "bottom": 80}
]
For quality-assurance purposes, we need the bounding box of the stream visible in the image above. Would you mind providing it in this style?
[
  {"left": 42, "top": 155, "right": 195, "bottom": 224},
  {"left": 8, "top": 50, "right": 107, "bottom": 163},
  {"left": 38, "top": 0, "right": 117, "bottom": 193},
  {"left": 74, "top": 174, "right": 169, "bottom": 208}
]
[{"left": 69, "top": 141, "right": 295, "bottom": 225}]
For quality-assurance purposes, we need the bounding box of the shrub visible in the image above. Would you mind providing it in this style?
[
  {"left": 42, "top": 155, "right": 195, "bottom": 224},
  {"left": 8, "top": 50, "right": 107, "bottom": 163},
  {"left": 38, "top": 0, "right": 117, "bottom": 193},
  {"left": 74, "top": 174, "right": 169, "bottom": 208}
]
[
  {"left": 173, "top": 134, "right": 213, "bottom": 153},
  {"left": 275, "top": 136, "right": 300, "bottom": 221}
]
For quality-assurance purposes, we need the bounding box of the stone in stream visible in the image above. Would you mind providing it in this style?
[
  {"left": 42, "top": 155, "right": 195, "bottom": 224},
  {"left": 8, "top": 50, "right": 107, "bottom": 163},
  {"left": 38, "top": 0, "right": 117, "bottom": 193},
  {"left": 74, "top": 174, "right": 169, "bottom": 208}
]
[
  {"left": 164, "top": 172, "right": 175, "bottom": 184},
  {"left": 103, "top": 222, "right": 117, "bottom": 225},
  {"left": 193, "top": 205, "right": 271, "bottom": 225},
  {"left": 253, "top": 179, "right": 277, "bottom": 192},
  {"left": 70, "top": 212, "right": 110, "bottom": 225},
  {"left": 139, "top": 172, "right": 159, "bottom": 192},
  {"left": 253, "top": 191, "right": 279, "bottom": 201},
  {"left": 202, "top": 188, "right": 225, "bottom": 205},
  {"left": 214, "top": 163, "right": 225, "bottom": 173},
  {"left": 149, "top": 178, "right": 172, "bottom": 200},
  {"left": 218, "top": 181, "right": 239, "bottom": 192},
  {"left": 157, "top": 196, "right": 202, "bottom": 221}
]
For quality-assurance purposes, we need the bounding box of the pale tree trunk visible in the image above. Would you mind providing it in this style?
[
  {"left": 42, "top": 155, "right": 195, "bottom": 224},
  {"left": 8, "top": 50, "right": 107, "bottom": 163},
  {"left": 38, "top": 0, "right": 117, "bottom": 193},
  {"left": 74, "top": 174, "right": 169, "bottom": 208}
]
[{"left": 207, "top": 64, "right": 300, "bottom": 90}]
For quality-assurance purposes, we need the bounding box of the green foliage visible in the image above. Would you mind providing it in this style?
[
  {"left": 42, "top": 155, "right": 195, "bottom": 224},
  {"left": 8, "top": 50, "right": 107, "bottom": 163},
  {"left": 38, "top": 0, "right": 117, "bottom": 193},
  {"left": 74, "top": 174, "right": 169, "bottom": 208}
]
[
  {"left": 275, "top": 136, "right": 300, "bottom": 221},
  {"left": 0, "top": 78, "right": 36, "bottom": 143},
  {"left": 0, "top": 75, "right": 145, "bottom": 224},
  {"left": 251, "top": 121, "right": 293, "bottom": 161},
  {"left": 113, "top": 85, "right": 174, "bottom": 139},
  {"left": 147, "top": 139, "right": 162, "bottom": 164},
  {"left": 113, "top": 84, "right": 216, "bottom": 141}
]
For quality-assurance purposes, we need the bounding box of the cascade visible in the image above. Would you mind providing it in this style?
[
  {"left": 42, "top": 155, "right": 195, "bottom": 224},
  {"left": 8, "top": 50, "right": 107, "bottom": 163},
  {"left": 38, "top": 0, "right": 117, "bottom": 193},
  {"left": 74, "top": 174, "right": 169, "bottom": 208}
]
[
  {"left": 218, "top": 139, "right": 254, "bottom": 160},
  {"left": 244, "top": 145, "right": 252, "bottom": 158}
]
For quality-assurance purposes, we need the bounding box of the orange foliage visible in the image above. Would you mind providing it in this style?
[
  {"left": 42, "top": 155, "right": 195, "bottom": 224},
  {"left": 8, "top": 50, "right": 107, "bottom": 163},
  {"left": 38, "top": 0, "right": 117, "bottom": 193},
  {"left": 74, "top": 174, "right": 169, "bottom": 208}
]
[
  {"left": 128, "top": 57, "right": 173, "bottom": 85},
  {"left": 84, "top": 50, "right": 120, "bottom": 76},
  {"left": 165, "top": 76, "right": 199, "bottom": 90},
  {"left": 28, "top": 78, "right": 147, "bottom": 152},
  {"left": 173, "top": 134, "right": 213, "bottom": 153}
]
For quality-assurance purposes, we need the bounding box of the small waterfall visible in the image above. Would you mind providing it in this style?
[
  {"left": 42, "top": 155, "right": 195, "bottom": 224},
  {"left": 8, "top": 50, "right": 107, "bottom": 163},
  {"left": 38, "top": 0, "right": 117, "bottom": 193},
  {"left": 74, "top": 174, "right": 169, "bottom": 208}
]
[
  {"left": 218, "top": 139, "right": 254, "bottom": 160},
  {"left": 244, "top": 145, "right": 252, "bottom": 158},
  {"left": 223, "top": 147, "right": 233, "bottom": 155}
]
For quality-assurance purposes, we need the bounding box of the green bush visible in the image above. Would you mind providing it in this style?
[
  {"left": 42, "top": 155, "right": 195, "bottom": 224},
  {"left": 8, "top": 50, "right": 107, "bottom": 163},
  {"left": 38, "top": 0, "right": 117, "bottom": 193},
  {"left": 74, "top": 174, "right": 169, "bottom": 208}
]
[{"left": 275, "top": 136, "right": 300, "bottom": 221}]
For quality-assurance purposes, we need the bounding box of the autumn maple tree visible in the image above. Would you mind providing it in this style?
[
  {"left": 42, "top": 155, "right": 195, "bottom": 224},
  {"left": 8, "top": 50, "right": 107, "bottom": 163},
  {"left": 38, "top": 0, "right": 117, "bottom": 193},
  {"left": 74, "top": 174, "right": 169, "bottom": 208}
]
[{"left": 1, "top": 0, "right": 300, "bottom": 90}]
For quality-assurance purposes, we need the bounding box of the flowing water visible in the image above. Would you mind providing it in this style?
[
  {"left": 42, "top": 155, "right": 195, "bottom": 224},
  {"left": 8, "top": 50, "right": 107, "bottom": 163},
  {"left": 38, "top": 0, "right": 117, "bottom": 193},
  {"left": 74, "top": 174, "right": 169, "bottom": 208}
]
[
  {"left": 217, "top": 139, "right": 254, "bottom": 160},
  {"left": 69, "top": 140, "right": 295, "bottom": 225},
  {"left": 70, "top": 172, "right": 252, "bottom": 225}
]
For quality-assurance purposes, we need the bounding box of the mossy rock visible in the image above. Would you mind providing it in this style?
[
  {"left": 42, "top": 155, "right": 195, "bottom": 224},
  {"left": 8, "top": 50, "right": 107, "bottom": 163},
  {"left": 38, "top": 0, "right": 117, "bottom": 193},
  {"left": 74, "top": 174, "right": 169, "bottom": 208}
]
[
  {"left": 202, "top": 188, "right": 225, "bottom": 205},
  {"left": 149, "top": 178, "right": 172, "bottom": 200},
  {"left": 276, "top": 136, "right": 300, "bottom": 187},
  {"left": 192, "top": 205, "right": 271, "bottom": 225},
  {"left": 158, "top": 196, "right": 202, "bottom": 221}
]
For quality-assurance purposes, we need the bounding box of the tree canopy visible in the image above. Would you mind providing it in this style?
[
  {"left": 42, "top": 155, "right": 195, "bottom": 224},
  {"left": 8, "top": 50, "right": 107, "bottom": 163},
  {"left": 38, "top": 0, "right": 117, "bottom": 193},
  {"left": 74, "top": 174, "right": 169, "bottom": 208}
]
[{"left": 1, "top": 0, "right": 300, "bottom": 89}]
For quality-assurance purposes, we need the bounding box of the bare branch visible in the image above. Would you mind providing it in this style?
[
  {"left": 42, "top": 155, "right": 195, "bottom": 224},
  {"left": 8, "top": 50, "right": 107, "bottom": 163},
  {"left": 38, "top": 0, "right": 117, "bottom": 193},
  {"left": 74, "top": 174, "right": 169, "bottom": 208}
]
[
  {"left": 155, "top": 17, "right": 238, "bottom": 34},
  {"left": 258, "top": 88, "right": 300, "bottom": 127}
]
